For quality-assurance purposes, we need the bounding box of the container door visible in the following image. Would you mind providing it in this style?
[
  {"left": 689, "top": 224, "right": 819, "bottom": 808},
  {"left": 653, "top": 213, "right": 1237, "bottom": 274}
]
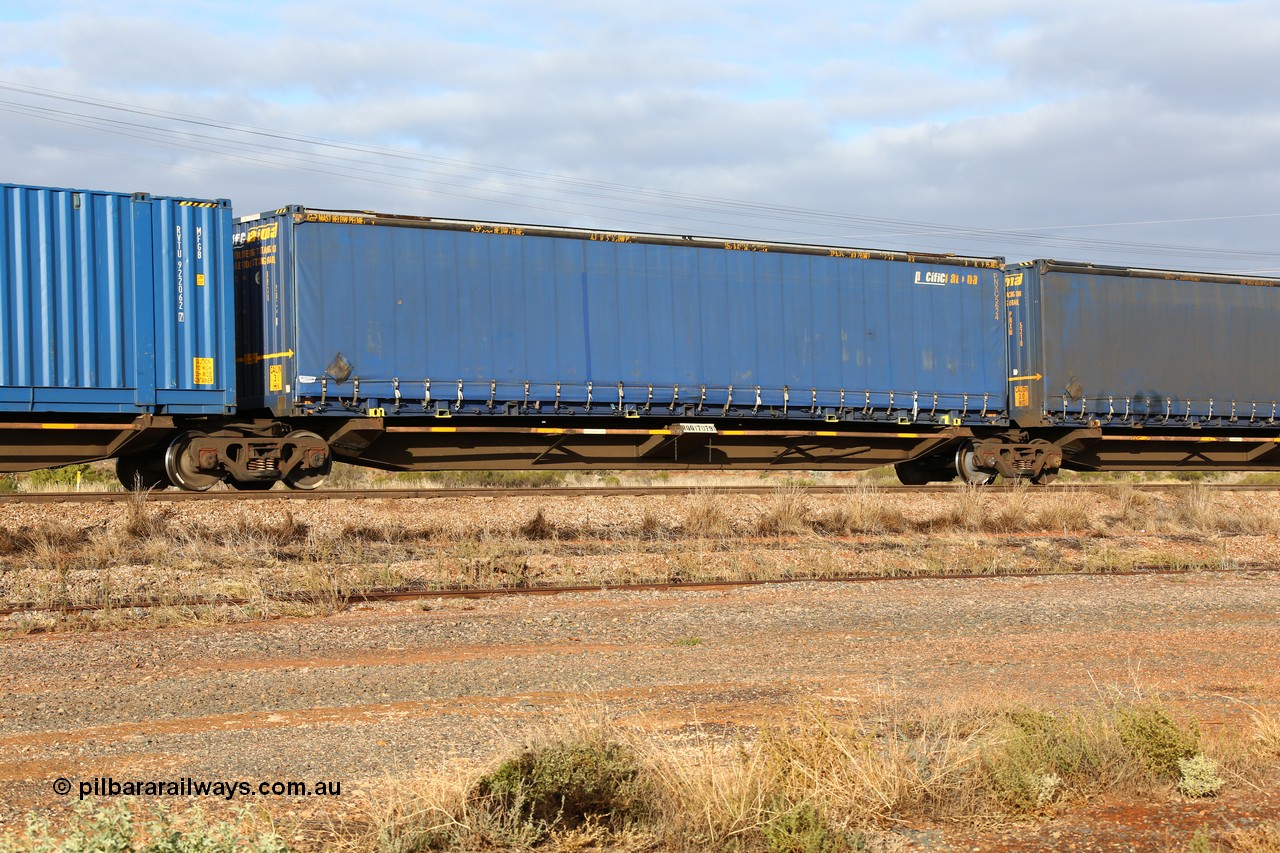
[
  {"left": 1006, "top": 264, "right": 1045, "bottom": 426},
  {"left": 234, "top": 211, "right": 296, "bottom": 414},
  {"left": 148, "top": 197, "right": 235, "bottom": 412}
]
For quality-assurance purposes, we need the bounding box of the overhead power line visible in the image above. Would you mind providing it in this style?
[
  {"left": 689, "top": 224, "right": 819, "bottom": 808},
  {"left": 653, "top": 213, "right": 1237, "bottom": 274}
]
[{"left": 0, "top": 80, "right": 1276, "bottom": 268}]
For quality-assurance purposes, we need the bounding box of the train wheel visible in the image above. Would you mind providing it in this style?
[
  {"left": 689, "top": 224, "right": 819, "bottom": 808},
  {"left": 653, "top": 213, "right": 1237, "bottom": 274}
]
[
  {"left": 954, "top": 442, "right": 996, "bottom": 486},
  {"left": 115, "top": 453, "right": 171, "bottom": 491},
  {"left": 281, "top": 430, "right": 331, "bottom": 490},
  {"left": 163, "top": 431, "right": 221, "bottom": 492}
]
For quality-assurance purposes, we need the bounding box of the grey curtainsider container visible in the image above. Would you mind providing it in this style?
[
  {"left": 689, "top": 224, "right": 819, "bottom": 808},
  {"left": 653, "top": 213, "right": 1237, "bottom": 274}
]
[
  {"left": 0, "top": 182, "right": 236, "bottom": 414},
  {"left": 234, "top": 208, "right": 1009, "bottom": 426},
  {"left": 1007, "top": 260, "right": 1280, "bottom": 428}
]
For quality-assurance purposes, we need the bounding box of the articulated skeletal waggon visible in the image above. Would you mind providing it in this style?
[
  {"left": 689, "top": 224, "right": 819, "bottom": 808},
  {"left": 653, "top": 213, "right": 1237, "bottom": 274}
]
[{"left": 2, "top": 181, "right": 1279, "bottom": 490}]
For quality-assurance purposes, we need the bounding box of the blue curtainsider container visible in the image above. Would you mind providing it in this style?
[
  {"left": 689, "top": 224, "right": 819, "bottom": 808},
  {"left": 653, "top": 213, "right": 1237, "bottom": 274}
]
[
  {"left": 234, "top": 208, "right": 1008, "bottom": 425},
  {"left": 0, "top": 183, "right": 236, "bottom": 414},
  {"left": 1007, "top": 260, "right": 1280, "bottom": 428}
]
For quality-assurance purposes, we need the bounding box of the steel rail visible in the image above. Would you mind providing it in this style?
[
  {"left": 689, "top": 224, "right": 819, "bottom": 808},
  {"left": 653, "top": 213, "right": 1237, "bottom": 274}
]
[
  {"left": 0, "top": 482, "right": 1276, "bottom": 504},
  {"left": 3, "top": 562, "right": 1277, "bottom": 619}
]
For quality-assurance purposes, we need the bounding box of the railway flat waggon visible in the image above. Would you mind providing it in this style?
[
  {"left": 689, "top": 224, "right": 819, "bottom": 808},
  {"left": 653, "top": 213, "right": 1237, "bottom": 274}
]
[{"left": 232, "top": 207, "right": 1018, "bottom": 483}]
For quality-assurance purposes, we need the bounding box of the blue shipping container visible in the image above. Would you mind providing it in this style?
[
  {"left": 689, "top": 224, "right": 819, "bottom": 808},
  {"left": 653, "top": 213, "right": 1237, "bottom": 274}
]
[
  {"left": 235, "top": 209, "right": 1008, "bottom": 425},
  {"left": 0, "top": 183, "right": 236, "bottom": 414},
  {"left": 1007, "top": 260, "right": 1280, "bottom": 427}
]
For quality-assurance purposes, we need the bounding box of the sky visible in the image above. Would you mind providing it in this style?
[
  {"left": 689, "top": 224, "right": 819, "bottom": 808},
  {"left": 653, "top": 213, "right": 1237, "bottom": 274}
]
[{"left": 1, "top": 0, "right": 1279, "bottom": 271}]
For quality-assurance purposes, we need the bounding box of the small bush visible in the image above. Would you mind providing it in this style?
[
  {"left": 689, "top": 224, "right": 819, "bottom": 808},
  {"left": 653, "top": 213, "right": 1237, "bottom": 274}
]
[
  {"left": 982, "top": 708, "right": 1118, "bottom": 814},
  {"left": 762, "top": 799, "right": 859, "bottom": 853},
  {"left": 1114, "top": 701, "right": 1200, "bottom": 778},
  {"left": 0, "top": 799, "right": 289, "bottom": 852},
  {"left": 469, "top": 736, "right": 649, "bottom": 836},
  {"left": 1177, "top": 754, "right": 1224, "bottom": 798}
]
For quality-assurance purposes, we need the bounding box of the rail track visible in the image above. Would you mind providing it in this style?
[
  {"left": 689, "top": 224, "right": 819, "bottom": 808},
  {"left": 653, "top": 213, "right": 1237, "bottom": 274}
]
[
  {"left": 1, "top": 481, "right": 1277, "bottom": 504},
  {"left": 4, "top": 562, "right": 1278, "bottom": 620}
]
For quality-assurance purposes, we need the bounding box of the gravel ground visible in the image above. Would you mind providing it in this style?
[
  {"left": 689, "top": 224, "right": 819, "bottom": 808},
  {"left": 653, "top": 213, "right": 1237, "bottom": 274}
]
[{"left": 1, "top": 564, "right": 1278, "bottom": 849}]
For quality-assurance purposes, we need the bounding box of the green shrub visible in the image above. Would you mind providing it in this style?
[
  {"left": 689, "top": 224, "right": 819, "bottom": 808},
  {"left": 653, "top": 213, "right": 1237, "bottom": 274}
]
[
  {"left": 25, "top": 463, "right": 114, "bottom": 491},
  {"left": 1113, "top": 702, "right": 1200, "bottom": 778},
  {"left": 1176, "top": 754, "right": 1224, "bottom": 798},
  {"left": 469, "top": 736, "right": 648, "bottom": 836},
  {"left": 762, "top": 799, "right": 862, "bottom": 853},
  {"left": 982, "top": 707, "right": 1130, "bottom": 814},
  {"left": 0, "top": 800, "right": 288, "bottom": 853}
]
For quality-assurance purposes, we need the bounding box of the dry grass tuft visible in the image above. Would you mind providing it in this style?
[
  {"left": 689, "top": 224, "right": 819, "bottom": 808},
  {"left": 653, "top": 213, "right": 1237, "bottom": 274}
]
[
  {"left": 1216, "top": 820, "right": 1280, "bottom": 853},
  {"left": 1242, "top": 701, "right": 1280, "bottom": 761},
  {"left": 519, "top": 508, "right": 558, "bottom": 540},
  {"left": 635, "top": 508, "right": 670, "bottom": 541},
  {"left": 1103, "top": 482, "right": 1154, "bottom": 530},
  {"left": 755, "top": 486, "right": 812, "bottom": 536},
  {"left": 0, "top": 523, "right": 87, "bottom": 558},
  {"left": 681, "top": 490, "right": 733, "bottom": 538},
  {"left": 1170, "top": 483, "right": 1278, "bottom": 535},
  {"left": 338, "top": 521, "right": 438, "bottom": 543},
  {"left": 814, "top": 486, "right": 909, "bottom": 534},
  {"left": 1033, "top": 487, "right": 1093, "bottom": 533},
  {"left": 122, "top": 491, "right": 170, "bottom": 539}
]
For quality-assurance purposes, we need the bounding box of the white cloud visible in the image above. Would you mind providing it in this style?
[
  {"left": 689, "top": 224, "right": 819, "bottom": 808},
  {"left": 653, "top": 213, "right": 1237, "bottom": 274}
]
[{"left": 0, "top": 0, "right": 1278, "bottom": 269}]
